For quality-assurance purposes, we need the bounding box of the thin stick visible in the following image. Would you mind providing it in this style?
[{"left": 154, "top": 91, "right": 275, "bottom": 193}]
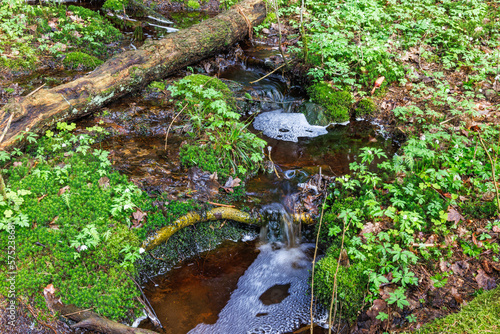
[
  {"left": 329, "top": 218, "right": 351, "bottom": 334},
  {"left": 62, "top": 307, "right": 95, "bottom": 317},
  {"left": 26, "top": 83, "right": 46, "bottom": 97},
  {"left": 478, "top": 132, "right": 500, "bottom": 215},
  {"left": 310, "top": 193, "right": 328, "bottom": 334},
  {"left": 249, "top": 63, "right": 286, "bottom": 84},
  {"left": 0, "top": 113, "right": 14, "bottom": 145},
  {"left": 273, "top": 0, "right": 289, "bottom": 68},
  {"left": 165, "top": 103, "right": 188, "bottom": 150},
  {"left": 0, "top": 113, "right": 14, "bottom": 200},
  {"left": 207, "top": 201, "right": 236, "bottom": 208}
]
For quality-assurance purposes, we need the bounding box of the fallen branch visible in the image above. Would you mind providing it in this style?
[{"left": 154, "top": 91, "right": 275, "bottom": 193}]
[
  {"left": 43, "top": 284, "right": 158, "bottom": 334},
  {"left": 0, "top": 0, "right": 266, "bottom": 151},
  {"left": 142, "top": 207, "right": 314, "bottom": 251}
]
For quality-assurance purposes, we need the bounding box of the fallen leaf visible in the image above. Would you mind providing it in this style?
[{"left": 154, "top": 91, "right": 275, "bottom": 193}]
[
  {"left": 366, "top": 299, "right": 387, "bottom": 320},
  {"left": 482, "top": 260, "right": 493, "bottom": 274},
  {"left": 224, "top": 176, "right": 241, "bottom": 188},
  {"left": 475, "top": 269, "right": 497, "bottom": 290},
  {"left": 450, "top": 287, "right": 463, "bottom": 304},
  {"left": 58, "top": 186, "right": 70, "bottom": 196},
  {"left": 493, "top": 225, "right": 500, "bottom": 233},
  {"left": 13, "top": 161, "right": 23, "bottom": 167},
  {"left": 98, "top": 176, "right": 110, "bottom": 190},
  {"left": 472, "top": 232, "right": 484, "bottom": 248},
  {"left": 132, "top": 210, "right": 147, "bottom": 223},
  {"left": 439, "top": 259, "right": 450, "bottom": 272},
  {"left": 37, "top": 194, "right": 48, "bottom": 203},
  {"left": 49, "top": 216, "right": 59, "bottom": 229},
  {"left": 447, "top": 207, "right": 464, "bottom": 224},
  {"left": 452, "top": 261, "right": 469, "bottom": 276}
]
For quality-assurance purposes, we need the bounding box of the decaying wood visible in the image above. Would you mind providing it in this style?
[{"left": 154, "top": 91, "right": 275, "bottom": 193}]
[
  {"left": 142, "top": 207, "right": 314, "bottom": 251},
  {"left": 43, "top": 284, "right": 158, "bottom": 334},
  {"left": 0, "top": 0, "right": 266, "bottom": 151}
]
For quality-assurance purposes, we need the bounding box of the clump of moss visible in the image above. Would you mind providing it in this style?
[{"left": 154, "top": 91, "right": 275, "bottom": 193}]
[
  {"left": 355, "top": 97, "right": 377, "bottom": 117},
  {"left": 102, "top": 0, "right": 129, "bottom": 11},
  {"left": 63, "top": 52, "right": 103, "bottom": 70},
  {"left": 187, "top": 0, "right": 201, "bottom": 9},
  {"left": 307, "top": 82, "right": 352, "bottom": 123},
  {"left": 314, "top": 250, "right": 373, "bottom": 322},
  {"left": 418, "top": 286, "right": 500, "bottom": 333}
]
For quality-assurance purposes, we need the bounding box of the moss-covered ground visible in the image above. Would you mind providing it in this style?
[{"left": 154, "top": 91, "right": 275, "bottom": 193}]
[{"left": 0, "top": 2, "right": 122, "bottom": 71}]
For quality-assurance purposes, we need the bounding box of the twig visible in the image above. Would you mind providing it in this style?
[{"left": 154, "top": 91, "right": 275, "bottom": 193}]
[
  {"left": 249, "top": 63, "right": 286, "bottom": 84},
  {"left": 164, "top": 103, "right": 188, "bottom": 150},
  {"left": 310, "top": 193, "right": 328, "bottom": 334},
  {"left": 207, "top": 201, "right": 236, "bottom": 208},
  {"left": 26, "top": 83, "right": 46, "bottom": 97},
  {"left": 478, "top": 132, "right": 500, "bottom": 215},
  {"left": 0, "top": 113, "right": 14, "bottom": 200},
  {"left": 27, "top": 303, "right": 57, "bottom": 334},
  {"left": 329, "top": 218, "right": 351, "bottom": 334},
  {"left": 62, "top": 307, "right": 95, "bottom": 317}
]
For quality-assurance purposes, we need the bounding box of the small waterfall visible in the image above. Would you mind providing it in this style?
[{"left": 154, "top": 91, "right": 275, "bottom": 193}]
[{"left": 259, "top": 203, "right": 301, "bottom": 248}]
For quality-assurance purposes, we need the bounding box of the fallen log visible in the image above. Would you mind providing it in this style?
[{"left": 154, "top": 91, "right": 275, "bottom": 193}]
[
  {"left": 142, "top": 207, "right": 314, "bottom": 251},
  {"left": 43, "top": 284, "right": 159, "bottom": 334},
  {"left": 0, "top": 0, "right": 266, "bottom": 151}
]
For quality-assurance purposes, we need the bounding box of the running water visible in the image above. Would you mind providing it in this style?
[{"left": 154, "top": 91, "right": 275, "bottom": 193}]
[
  {"left": 188, "top": 203, "right": 327, "bottom": 334},
  {"left": 189, "top": 243, "right": 327, "bottom": 334}
]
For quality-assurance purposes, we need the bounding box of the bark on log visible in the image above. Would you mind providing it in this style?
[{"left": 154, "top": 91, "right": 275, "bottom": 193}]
[
  {"left": 43, "top": 284, "right": 159, "bottom": 334},
  {"left": 0, "top": 0, "right": 266, "bottom": 151},
  {"left": 142, "top": 207, "right": 314, "bottom": 251}
]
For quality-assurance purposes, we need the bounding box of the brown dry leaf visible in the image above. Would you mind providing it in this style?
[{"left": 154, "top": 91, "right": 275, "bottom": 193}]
[
  {"left": 450, "top": 287, "right": 463, "bottom": 305},
  {"left": 472, "top": 232, "right": 484, "bottom": 248},
  {"left": 13, "top": 161, "right": 23, "bottom": 167},
  {"left": 224, "top": 176, "right": 241, "bottom": 188},
  {"left": 132, "top": 210, "right": 147, "bottom": 223},
  {"left": 37, "top": 194, "right": 48, "bottom": 203},
  {"left": 447, "top": 207, "right": 464, "bottom": 224},
  {"left": 98, "top": 176, "right": 110, "bottom": 190},
  {"left": 459, "top": 195, "right": 468, "bottom": 202},
  {"left": 49, "top": 216, "right": 59, "bottom": 229},
  {"left": 63, "top": 152, "right": 73, "bottom": 157},
  {"left": 482, "top": 260, "right": 493, "bottom": 274},
  {"left": 444, "top": 234, "right": 457, "bottom": 247},
  {"left": 366, "top": 299, "right": 387, "bottom": 320},
  {"left": 493, "top": 225, "right": 500, "bottom": 233},
  {"left": 451, "top": 261, "right": 470, "bottom": 276},
  {"left": 58, "top": 185, "right": 70, "bottom": 196},
  {"left": 439, "top": 259, "right": 450, "bottom": 272},
  {"left": 475, "top": 269, "right": 497, "bottom": 290}
]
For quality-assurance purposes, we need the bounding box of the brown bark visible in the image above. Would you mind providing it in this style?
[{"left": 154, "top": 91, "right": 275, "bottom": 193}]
[
  {"left": 43, "top": 284, "right": 158, "bottom": 334},
  {"left": 0, "top": 0, "right": 266, "bottom": 151}
]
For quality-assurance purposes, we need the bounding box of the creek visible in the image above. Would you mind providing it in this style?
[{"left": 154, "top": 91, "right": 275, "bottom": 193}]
[
  {"left": 73, "top": 41, "right": 399, "bottom": 332},
  {"left": 12, "top": 4, "right": 400, "bottom": 332}
]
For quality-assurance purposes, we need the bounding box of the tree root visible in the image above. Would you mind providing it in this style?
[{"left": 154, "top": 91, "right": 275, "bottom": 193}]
[
  {"left": 142, "top": 207, "right": 314, "bottom": 251},
  {"left": 43, "top": 284, "right": 158, "bottom": 334}
]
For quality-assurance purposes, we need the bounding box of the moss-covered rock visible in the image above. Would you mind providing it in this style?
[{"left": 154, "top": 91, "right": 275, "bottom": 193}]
[
  {"left": 314, "top": 250, "right": 372, "bottom": 322},
  {"left": 356, "top": 97, "right": 377, "bottom": 117},
  {"left": 63, "top": 52, "right": 103, "bottom": 70},
  {"left": 307, "top": 82, "right": 352, "bottom": 123}
]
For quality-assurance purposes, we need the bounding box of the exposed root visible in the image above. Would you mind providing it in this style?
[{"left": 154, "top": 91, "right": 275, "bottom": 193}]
[{"left": 142, "top": 207, "right": 314, "bottom": 251}]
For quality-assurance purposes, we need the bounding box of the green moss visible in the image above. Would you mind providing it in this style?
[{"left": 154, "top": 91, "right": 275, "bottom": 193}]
[
  {"left": 355, "top": 97, "right": 377, "bottom": 117},
  {"left": 314, "top": 250, "right": 374, "bottom": 322},
  {"left": 418, "top": 286, "right": 500, "bottom": 333},
  {"left": 307, "top": 82, "right": 352, "bottom": 123},
  {"left": 102, "top": 0, "right": 129, "bottom": 11},
  {"left": 187, "top": 0, "right": 201, "bottom": 9},
  {"left": 63, "top": 52, "right": 103, "bottom": 70}
]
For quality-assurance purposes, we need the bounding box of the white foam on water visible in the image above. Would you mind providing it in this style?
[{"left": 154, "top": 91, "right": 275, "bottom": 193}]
[
  {"left": 253, "top": 110, "right": 328, "bottom": 142},
  {"left": 189, "top": 243, "right": 327, "bottom": 334}
]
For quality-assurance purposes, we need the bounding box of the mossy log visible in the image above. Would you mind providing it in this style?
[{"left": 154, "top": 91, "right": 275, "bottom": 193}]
[
  {"left": 0, "top": 0, "right": 266, "bottom": 151},
  {"left": 43, "top": 284, "right": 158, "bottom": 334},
  {"left": 142, "top": 207, "right": 314, "bottom": 251}
]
